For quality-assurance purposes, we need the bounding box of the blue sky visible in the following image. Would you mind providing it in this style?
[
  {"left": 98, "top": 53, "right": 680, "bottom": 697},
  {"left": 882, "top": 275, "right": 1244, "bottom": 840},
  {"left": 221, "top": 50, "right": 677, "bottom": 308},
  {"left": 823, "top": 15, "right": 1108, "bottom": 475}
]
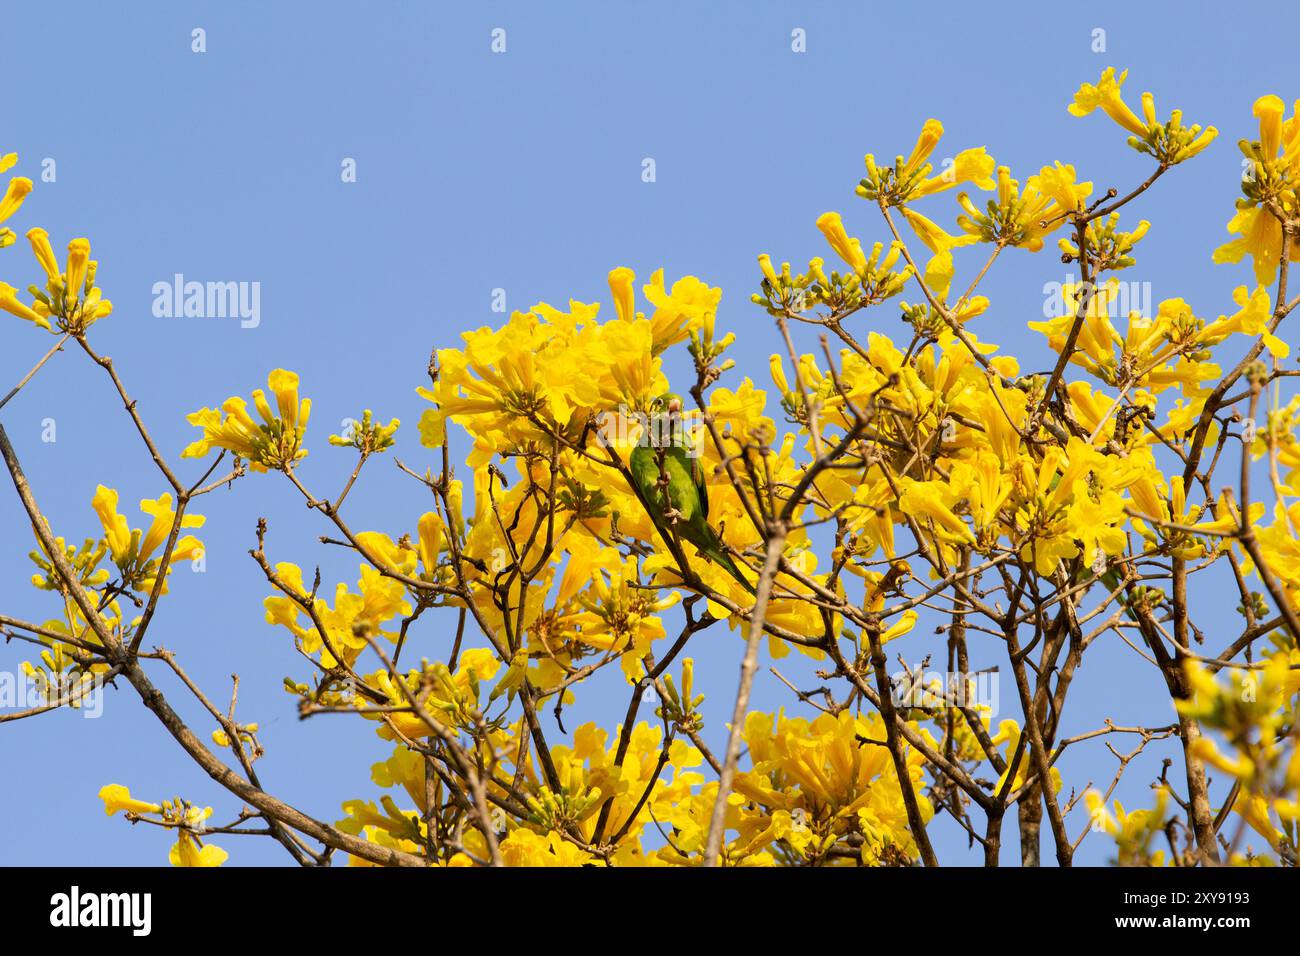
[{"left": 1, "top": 0, "right": 1295, "bottom": 865}]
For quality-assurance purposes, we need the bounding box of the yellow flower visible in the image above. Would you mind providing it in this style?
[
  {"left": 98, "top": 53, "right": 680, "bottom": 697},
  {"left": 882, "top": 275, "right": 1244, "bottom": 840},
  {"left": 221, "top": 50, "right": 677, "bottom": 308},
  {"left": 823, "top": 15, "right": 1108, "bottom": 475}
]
[
  {"left": 902, "top": 118, "right": 944, "bottom": 179},
  {"left": 570, "top": 555, "right": 676, "bottom": 681},
  {"left": 138, "top": 493, "right": 206, "bottom": 564},
  {"left": 881, "top": 610, "right": 918, "bottom": 643},
  {"left": 900, "top": 208, "right": 977, "bottom": 300},
  {"left": 915, "top": 147, "right": 996, "bottom": 198},
  {"left": 91, "top": 486, "right": 133, "bottom": 564},
  {"left": 427, "top": 305, "right": 629, "bottom": 445},
  {"left": 0, "top": 281, "right": 49, "bottom": 330},
  {"left": 1034, "top": 162, "right": 1093, "bottom": 215},
  {"left": 499, "top": 829, "right": 594, "bottom": 867},
  {"left": 1214, "top": 206, "right": 1293, "bottom": 286},
  {"left": 897, "top": 478, "right": 974, "bottom": 544},
  {"left": 608, "top": 266, "right": 636, "bottom": 323},
  {"left": 183, "top": 369, "right": 312, "bottom": 471},
  {"left": 815, "top": 211, "right": 867, "bottom": 273},
  {"left": 98, "top": 784, "right": 162, "bottom": 816},
  {"left": 1215, "top": 96, "right": 1300, "bottom": 285},
  {"left": 23, "top": 227, "right": 57, "bottom": 278},
  {"left": 1085, "top": 788, "right": 1170, "bottom": 865},
  {"left": 1226, "top": 789, "right": 1285, "bottom": 851},
  {"left": 1200, "top": 285, "right": 1287, "bottom": 358},
  {"left": 957, "top": 164, "right": 1093, "bottom": 250},
  {"left": 858, "top": 118, "right": 995, "bottom": 203},
  {"left": 596, "top": 317, "right": 667, "bottom": 410},
  {"left": 1070, "top": 68, "right": 1215, "bottom": 165},
  {"left": 994, "top": 720, "right": 1064, "bottom": 795},
  {"left": 64, "top": 237, "right": 91, "bottom": 302},
  {"left": 90, "top": 485, "right": 205, "bottom": 591},
  {"left": 1068, "top": 68, "right": 1147, "bottom": 136},
  {"left": 721, "top": 710, "right": 932, "bottom": 865},
  {"left": 26, "top": 227, "right": 60, "bottom": 279},
  {"left": 354, "top": 531, "right": 418, "bottom": 576},
  {"left": 265, "top": 562, "right": 412, "bottom": 671},
  {"left": 1066, "top": 481, "right": 1127, "bottom": 566},
  {"left": 416, "top": 512, "right": 445, "bottom": 576},
  {"left": 707, "top": 377, "right": 775, "bottom": 445},
  {"left": 0, "top": 176, "right": 32, "bottom": 224},
  {"left": 169, "top": 831, "right": 228, "bottom": 867},
  {"left": 7, "top": 230, "right": 113, "bottom": 332},
  {"left": 641, "top": 269, "right": 720, "bottom": 353}
]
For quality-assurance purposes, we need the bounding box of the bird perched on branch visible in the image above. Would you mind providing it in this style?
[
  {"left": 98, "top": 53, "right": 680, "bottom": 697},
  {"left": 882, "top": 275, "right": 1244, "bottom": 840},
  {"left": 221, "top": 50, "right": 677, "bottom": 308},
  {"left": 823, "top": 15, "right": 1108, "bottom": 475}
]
[{"left": 628, "top": 395, "right": 755, "bottom": 594}]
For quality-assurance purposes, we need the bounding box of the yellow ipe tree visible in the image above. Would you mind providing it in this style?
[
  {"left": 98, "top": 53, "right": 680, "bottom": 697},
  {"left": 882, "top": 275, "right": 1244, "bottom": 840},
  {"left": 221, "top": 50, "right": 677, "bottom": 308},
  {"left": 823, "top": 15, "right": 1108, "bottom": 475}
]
[{"left": 1, "top": 70, "right": 1297, "bottom": 867}]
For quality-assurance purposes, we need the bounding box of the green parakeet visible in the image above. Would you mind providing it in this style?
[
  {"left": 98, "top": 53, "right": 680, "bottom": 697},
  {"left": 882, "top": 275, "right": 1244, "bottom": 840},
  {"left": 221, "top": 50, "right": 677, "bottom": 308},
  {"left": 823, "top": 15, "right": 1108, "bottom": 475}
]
[{"left": 628, "top": 400, "right": 754, "bottom": 594}]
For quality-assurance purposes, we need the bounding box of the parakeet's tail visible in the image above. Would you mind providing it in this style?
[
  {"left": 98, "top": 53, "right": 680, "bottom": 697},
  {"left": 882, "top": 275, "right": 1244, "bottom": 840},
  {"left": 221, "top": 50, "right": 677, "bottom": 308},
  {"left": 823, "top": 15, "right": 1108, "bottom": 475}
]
[{"left": 707, "top": 543, "right": 756, "bottom": 595}]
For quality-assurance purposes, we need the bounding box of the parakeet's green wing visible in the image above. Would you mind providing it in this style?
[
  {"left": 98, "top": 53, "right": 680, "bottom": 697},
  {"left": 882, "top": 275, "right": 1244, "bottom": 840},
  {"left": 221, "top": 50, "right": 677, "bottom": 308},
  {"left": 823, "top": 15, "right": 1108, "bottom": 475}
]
[
  {"left": 627, "top": 444, "right": 754, "bottom": 594},
  {"left": 629, "top": 445, "right": 705, "bottom": 522},
  {"left": 691, "top": 451, "right": 708, "bottom": 519}
]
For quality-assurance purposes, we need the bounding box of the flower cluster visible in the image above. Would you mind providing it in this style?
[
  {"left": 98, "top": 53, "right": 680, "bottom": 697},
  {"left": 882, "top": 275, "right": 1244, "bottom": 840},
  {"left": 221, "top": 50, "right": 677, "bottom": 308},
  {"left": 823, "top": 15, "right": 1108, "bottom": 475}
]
[{"left": 4, "top": 70, "right": 1297, "bottom": 869}]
